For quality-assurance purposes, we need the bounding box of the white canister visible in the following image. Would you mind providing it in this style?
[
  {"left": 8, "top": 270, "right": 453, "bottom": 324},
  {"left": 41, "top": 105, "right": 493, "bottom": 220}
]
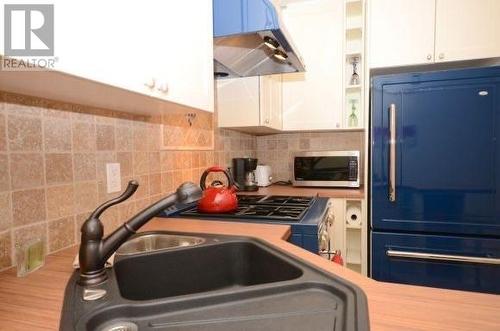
[{"left": 255, "top": 165, "right": 273, "bottom": 187}]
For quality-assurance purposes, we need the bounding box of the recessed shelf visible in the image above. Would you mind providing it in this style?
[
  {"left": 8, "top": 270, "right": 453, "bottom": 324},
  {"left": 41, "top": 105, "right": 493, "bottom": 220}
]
[
  {"left": 346, "top": 52, "right": 362, "bottom": 58},
  {"left": 346, "top": 224, "right": 362, "bottom": 229},
  {"left": 346, "top": 51, "right": 362, "bottom": 57},
  {"left": 345, "top": 29, "right": 363, "bottom": 55},
  {"left": 346, "top": 0, "right": 363, "bottom": 14},
  {"left": 346, "top": 84, "right": 362, "bottom": 90},
  {"left": 345, "top": 22, "right": 363, "bottom": 31},
  {"left": 346, "top": 28, "right": 362, "bottom": 39},
  {"left": 346, "top": 251, "right": 361, "bottom": 265}
]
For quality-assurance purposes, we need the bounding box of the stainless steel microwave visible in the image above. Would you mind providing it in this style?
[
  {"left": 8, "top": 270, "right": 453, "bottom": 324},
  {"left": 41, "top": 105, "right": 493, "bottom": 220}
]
[{"left": 292, "top": 151, "right": 360, "bottom": 188}]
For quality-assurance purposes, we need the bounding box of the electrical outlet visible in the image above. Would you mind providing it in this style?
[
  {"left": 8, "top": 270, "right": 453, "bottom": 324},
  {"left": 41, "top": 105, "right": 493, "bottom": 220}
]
[{"left": 106, "top": 163, "right": 121, "bottom": 193}]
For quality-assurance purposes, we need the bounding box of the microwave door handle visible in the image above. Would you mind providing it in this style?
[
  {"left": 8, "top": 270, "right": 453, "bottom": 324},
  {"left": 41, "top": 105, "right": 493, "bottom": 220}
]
[{"left": 388, "top": 104, "right": 397, "bottom": 202}]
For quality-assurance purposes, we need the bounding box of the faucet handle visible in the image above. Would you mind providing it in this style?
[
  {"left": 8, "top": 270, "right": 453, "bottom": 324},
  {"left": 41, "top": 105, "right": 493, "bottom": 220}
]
[{"left": 89, "top": 180, "right": 139, "bottom": 220}]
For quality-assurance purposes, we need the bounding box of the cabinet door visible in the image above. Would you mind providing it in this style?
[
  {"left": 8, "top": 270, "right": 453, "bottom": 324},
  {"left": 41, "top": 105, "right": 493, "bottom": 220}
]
[
  {"left": 54, "top": 0, "right": 213, "bottom": 112},
  {"left": 435, "top": 0, "right": 500, "bottom": 63},
  {"left": 369, "top": 0, "right": 436, "bottom": 68},
  {"left": 158, "top": 0, "right": 214, "bottom": 112},
  {"left": 216, "top": 77, "right": 260, "bottom": 128},
  {"left": 260, "top": 75, "right": 282, "bottom": 130},
  {"left": 55, "top": 1, "right": 148, "bottom": 94},
  {"left": 281, "top": 0, "right": 343, "bottom": 130},
  {"left": 372, "top": 69, "right": 500, "bottom": 237},
  {"left": 372, "top": 232, "right": 500, "bottom": 294}
]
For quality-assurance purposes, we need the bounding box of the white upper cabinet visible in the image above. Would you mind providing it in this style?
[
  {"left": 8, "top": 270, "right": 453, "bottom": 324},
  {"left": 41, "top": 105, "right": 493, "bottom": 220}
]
[
  {"left": 281, "top": 0, "right": 344, "bottom": 131},
  {"left": 369, "top": 0, "right": 500, "bottom": 69},
  {"left": 217, "top": 75, "right": 282, "bottom": 132},
  {"left": 16, "top": 0, "right": 214, "bottom": 112},
  {"left": 435, "top": 0, "right": 500, "bottom": 63},
  {"left": 369, "top": 0, "right": 436, "bottom": 68},
  {"left": 260, "top": 75, "right": 283, "bottom": 130},
  {"left": 217, "top": 77, "right": 261, "bottom": 128}
]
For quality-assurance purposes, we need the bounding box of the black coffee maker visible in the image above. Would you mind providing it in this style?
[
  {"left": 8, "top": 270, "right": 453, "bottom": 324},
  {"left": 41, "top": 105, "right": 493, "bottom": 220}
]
[{"left": 232, "top": 158, "right": 258, "bottom": 191}]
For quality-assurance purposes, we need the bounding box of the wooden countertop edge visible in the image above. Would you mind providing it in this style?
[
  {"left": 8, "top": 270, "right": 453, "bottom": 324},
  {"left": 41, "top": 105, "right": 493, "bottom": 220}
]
[{"left": 1, "top": 218, "right": 499, "bottom": 331}]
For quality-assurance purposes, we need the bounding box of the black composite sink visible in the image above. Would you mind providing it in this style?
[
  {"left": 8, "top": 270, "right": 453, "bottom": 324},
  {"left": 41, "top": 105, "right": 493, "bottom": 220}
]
[
  {"left": 61, "top": 232, "right": 369, "bottom": 331},
  {"left": 115, "top": 241, "right": 303, "bottom": 300}
]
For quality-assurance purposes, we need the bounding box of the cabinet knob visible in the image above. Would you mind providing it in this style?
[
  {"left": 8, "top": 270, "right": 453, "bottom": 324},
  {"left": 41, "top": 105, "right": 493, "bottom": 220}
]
[
  {"left": 426, "top": 54, "right": 432, "bottom": 61},
  {"left": 144, "top": 78, "right": 156, "bottom": 90},
  {"left": 336, "top": 122, "right": 340, "bottom": 128},
  {"left": 264, "top": 119, "right": 270, "bottom": 124},
  {"left": 156, "top": 82, "right": 169, "bottom": 94},
  {"left": 438, "top": 53, "right": 445, "bottom": 60}
]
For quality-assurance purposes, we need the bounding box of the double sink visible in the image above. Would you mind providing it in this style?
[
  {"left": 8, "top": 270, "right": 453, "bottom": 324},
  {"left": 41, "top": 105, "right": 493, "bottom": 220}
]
[{"left": 61, "top": 232, "right": 369, "bottom": 331}]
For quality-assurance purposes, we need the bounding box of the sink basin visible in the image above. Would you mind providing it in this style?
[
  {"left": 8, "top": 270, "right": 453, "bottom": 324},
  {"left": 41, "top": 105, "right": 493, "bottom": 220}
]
[
  {"left": 115, "top": 241, "right": 303, "bottom": 300},
  {"left": 115, "top": 232, "right": 205, "bottom": 256},
  {"left": 61, "top": 234, "right": 369, "bottom": 331}
]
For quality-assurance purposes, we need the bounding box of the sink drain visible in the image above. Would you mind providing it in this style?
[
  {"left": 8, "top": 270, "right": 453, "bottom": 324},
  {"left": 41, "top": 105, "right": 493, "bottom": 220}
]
[{"left": 101, "top": 321, "right": 138, "bottom": 331}]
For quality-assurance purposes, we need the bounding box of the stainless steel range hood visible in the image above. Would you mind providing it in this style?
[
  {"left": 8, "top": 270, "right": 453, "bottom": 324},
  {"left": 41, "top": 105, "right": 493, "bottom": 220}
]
[{"left": 213, "top": 0, "right": 305, "bottom": 79}]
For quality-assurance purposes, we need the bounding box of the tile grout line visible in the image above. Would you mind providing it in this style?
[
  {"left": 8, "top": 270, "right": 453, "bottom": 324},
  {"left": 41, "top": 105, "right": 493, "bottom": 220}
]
[
  {"left": 2, "top": 110, "right": 15, "bottom": 269},
  {"left": 41, "top": 110, "right": 50, "bottom": 257},
  {"left": 70, "top": 112, "right": 78, "bottom": 247}
]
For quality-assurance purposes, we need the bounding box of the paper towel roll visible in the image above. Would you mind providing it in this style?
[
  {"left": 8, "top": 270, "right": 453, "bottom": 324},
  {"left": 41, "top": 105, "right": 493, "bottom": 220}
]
[{"left": 346, "top": 204, "right": 361, "bottom": 227}]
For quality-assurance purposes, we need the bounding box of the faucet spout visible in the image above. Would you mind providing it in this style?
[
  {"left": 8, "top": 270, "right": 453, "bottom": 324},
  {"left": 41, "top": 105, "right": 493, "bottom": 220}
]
[{"left": 78, "top": 181, "right": 202, "bottom": 286}]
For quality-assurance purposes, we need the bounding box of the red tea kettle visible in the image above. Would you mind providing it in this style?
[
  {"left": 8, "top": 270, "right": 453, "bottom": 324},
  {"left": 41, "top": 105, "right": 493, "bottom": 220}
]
[{"left": 198, "top": 166, "right": 238, "bottom": 213}]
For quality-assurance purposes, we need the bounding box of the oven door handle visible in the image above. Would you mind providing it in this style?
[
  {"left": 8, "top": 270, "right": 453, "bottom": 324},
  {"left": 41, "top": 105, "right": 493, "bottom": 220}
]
[
  {"left": 387, "top": 250, "right": 500, "bottom": 265},
  {"left": 388, "top": 103, "right": 397, "bottom": 202}
]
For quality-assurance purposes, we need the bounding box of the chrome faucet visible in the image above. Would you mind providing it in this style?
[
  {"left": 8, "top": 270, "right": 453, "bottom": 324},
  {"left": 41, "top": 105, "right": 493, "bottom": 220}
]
[{"left": 78, "top": 180, "right": 202, "bottom": 286}]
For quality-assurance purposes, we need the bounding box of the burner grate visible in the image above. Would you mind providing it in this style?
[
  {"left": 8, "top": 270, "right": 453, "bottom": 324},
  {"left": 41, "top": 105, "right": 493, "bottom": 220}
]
[
  {"left": 237, "top": 195, "right": 266, "bottom": 204},
  {"left": 178, "top": 194, "right": 315, "bottom": 223},
  {"left": 259, "top": 195, "right": 314, "bottom": 206}
]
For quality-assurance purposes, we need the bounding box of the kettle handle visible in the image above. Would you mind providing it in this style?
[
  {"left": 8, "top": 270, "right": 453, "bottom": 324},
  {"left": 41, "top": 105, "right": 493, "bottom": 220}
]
[{"left": 200, "top": 166, "right": 235, "bottom": 190}]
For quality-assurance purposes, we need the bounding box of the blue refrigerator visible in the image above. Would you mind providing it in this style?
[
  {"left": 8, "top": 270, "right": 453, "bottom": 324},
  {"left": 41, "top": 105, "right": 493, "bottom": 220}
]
[{"left": 371, "top": 66, "right": 500, "bottom": 294}]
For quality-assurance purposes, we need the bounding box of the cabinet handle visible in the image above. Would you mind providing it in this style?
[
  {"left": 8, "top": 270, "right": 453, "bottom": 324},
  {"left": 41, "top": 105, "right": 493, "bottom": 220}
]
[
  {"left": 388, "top": 104, "right": 397, "bottom": 202},
  {"left": 144, "top": 78, "right": 156, "bottom": 90},
  {"left": 438, "top": 53, "right": 445, "bottom": 60},
  {"left": 426, "top": 54, "right": 432, "bottom": 61},
  {"left": 387, "top": 250, "right": 500, "bottom": 265}
]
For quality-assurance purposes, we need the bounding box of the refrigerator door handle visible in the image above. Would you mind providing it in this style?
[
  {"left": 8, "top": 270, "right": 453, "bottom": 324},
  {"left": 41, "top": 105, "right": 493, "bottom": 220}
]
[
  {"left": 387, "top": 250, "right": 500, "bottom": 265},
  {"left": 388, "top": 103, "right": 397, "bottom": 202}
]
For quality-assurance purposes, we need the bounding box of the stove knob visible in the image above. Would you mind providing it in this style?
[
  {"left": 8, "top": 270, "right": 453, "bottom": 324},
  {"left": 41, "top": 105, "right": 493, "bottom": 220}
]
[
  {"left": 319, "top": 232, "right": 329, "bottom": 251},
  {"left": 327, "top": 213, "right": 334, "bottom": 226}
]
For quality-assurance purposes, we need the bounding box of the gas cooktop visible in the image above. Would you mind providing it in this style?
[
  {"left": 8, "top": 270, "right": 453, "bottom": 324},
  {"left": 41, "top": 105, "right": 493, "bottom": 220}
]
[{"left": 178, "top": 195, "right": 316, "bottom": 222}]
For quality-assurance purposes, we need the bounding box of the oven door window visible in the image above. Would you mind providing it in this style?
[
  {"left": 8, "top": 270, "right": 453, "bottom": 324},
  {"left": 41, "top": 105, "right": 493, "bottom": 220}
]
[{"left": 294, "top": 157, "right": 357, "bottom": 181}]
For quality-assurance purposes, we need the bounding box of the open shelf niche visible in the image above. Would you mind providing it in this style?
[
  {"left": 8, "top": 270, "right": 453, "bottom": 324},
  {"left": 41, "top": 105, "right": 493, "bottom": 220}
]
[{"left": 343, "top": 0, "right": 365, "bottom": 129}]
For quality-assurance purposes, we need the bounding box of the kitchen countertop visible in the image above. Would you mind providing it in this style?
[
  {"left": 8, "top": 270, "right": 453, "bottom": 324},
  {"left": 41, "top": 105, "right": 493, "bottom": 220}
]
[
  {"left": 1, "top": 218, "right": 499, "bottom": 331},
  {"left": 238, "top": 184, "right": 365, "bottom": 199}
]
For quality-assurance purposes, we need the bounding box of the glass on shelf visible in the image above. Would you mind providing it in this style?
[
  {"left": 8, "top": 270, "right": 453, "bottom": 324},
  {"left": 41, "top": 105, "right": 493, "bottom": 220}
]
[
  {"left": 350, "top": 56, "right": 360, "bottom": 86},
  {"left": 348, "top": 99, "right": 358, "bottom": 128}
]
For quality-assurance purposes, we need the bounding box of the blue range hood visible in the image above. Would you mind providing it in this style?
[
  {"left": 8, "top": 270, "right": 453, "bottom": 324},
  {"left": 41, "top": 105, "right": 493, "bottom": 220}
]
[{"left": 213, "top": 0, "right": 305, "bottom": 78}]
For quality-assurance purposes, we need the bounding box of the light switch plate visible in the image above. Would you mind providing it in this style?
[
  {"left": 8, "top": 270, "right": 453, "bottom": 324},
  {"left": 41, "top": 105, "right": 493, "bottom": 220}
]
[{"left": 106, "top": 163, "right": 121, "bottom": 193}]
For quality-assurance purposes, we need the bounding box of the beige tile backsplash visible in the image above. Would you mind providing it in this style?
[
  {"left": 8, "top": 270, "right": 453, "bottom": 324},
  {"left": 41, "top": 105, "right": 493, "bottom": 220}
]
[
  {"left": 0, "top": 91, "right": 256, "bottom": 271},
  {"left": 0, "top": 90, "right": 363, "bottom": 272}
]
